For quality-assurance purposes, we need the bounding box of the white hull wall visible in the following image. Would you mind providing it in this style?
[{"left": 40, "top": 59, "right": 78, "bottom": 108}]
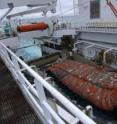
[
  {"left": 77, "top": 0, "right": 117, "bottom": 26},
  {"left": 80, "top": 32, "right": 117, "bottom": 45}
]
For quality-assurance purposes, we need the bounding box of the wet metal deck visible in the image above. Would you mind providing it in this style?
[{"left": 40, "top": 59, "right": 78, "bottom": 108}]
[{"left": 0, "top": 61, "right": 40, "bottom": 124}]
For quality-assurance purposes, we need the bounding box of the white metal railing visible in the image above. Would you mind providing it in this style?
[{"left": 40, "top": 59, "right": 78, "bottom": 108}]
[
  {"left": 0, "top": 42, "right": 96, "bottom": 124},
  {"left": 74, "top": 40, "right": 117, "bottom": 68},
  {"left": 77, "top": 27, "right": 117, "bottom": 34}
]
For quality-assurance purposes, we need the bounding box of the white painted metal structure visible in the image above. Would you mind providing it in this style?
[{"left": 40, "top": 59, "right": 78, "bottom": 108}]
[
  {"left": 0, "top": 0, "right": 57, "bottom": 9},
  {"left": 75, "top": 0, "right": 117, "bottom": 26},
  {"left": 0, "top": 0, "right": 57, "bottom": 21},
  {"left": 0, "top": 42, "right": 96, "bottom": 124},
  {"left": 72, "top": 0, "right": 117, "bottom": 65},
  {"left": 7, "top": 4, "right": 56, "bottom": 18},
  {"left": 77, "top": 27, "right": 117, "bottom": 34},
  {"left": 73, "top": 0, "right": 79, "bottom": 15},
  {"left": 0, "top": 0, "right": 57, "bottom": 62},
  {"left": 0, "top": 7, "right": 13, "bottom": 21},
  {"left": 0, "top": 0, "right": 116, "bottom": 123},
  {"left": 74, "top": 40, "right": 117, "bottom": 68}
]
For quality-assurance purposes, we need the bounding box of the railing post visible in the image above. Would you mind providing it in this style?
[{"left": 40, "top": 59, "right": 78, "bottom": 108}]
[
  {"left": 0, "top": 42, "right": 96, "bottom": 124},
  {"left": 34, "top": 79, "right": 54, "bottom": 124},
  {"left": 103, "top": 48, "right": 113, "bottom": 64},
  {"left": 11, "top": 55, "right": 20, "bottom": 70}
]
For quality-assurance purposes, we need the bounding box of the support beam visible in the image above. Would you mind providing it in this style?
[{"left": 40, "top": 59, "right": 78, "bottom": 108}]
[
  {"left": 0, "top": 0, "right": 57, "bottom": 9},
  {"left": 0, "top": 3, "right": 13, "bottom": 21},
  {"left": 0, "top": 42, "right": 96, "bottom": 124},
  {"left": 85, "top": 44, "right": 95, "bottom": 50},
  {"left": 7, "top": 5, "right": 55, "bottom": 18},
  {"left": 103, "top": 48, "right": 113, "bottom": 63}
]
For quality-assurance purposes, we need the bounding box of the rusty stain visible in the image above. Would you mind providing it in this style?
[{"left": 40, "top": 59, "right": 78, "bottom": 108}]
[{"left": 47, "top": 60, "right": 117, "bottom": 111}]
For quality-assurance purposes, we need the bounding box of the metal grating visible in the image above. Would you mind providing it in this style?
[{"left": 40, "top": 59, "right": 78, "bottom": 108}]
[{"left": 0, "top": 63, "right": 40, "bottom": 124}]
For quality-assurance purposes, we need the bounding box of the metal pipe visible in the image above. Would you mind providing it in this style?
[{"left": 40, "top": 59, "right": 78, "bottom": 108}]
[
  {"left": 0, "top": 4, "right": 13, "bottom": 21},
  {"left": 73, "top": 41, "right": 84, "bottom": 52},
  {"left": 75, "top": 40, "right": 117, "bottom": 68},
  {"left": 77, "top": 40, "right": 117, "bottom": 50},
  {"left": 20, "top": 83, "right": 49, "bottom": 124},
  {"left": 85, "top": 44, "right": 95, "bottom": 50},
  {"left": 0, "top": 42, "right": 96, "bottom": 124},
  {"left": 43, "top": 101, "right": 65, "bottom": 124},
  {"left": 103, "top": 48, "right": 113, "bottom": 63},
  {"left": 0, "top": 45, "right": 64, "bottom": 124},
  {"left": 7, "top": 5, "right": 51, "bottom": 18}
]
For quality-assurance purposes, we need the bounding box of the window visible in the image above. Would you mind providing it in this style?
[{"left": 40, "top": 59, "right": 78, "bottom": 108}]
[{"left": 90, "top": 0, "right": 100, "bottom": 19}]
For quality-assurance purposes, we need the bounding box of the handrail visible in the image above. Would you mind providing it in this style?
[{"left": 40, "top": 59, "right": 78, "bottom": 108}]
[
  {"left": 74, "top": 40, "right": 117, "bottom": 51},
  {"left": 0, "top": 42, "right": 96, "bottom": 124},
  {"left": 74, "top": 40, "right": 117, "bottom": 68}
]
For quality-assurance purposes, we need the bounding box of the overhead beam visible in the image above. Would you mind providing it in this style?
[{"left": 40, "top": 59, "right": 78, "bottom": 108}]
[
  {"left": 0, "top": 0, "right": 57, "bottom": 9},
  {"left": 7, "top": 4, "right": 56, "bottom": 19},
  {"left": 0, "top": 3, "right": 13, "bottom": 21}
]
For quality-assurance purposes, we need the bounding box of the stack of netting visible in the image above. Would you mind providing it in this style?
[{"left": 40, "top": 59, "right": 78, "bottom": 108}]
[{"left": 47, "top": 60, "right": 117, "bottom": 111}]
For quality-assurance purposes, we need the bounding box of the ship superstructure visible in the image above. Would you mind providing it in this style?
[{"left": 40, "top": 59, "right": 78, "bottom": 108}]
[
  {"left": 0, "top": 0, "right": 117, "bottom": 124},
  {"left": 73, "top": 0, "right": 117, "bottom": 69},
  {"left": 0, "top": 0, "right": 97, "bottom": 124}
]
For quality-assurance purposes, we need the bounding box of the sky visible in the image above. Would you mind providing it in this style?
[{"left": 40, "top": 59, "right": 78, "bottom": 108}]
[
  {"left": 56, "top": 0, "right": 74, "bottom": 15},
  {"left": 0, "top": 0, "right": 74, "bottom": 19}
]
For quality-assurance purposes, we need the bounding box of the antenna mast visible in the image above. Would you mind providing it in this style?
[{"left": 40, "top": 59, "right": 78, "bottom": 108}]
[{"left": 73, "top": 0, "right": 79, "bottom": 15}]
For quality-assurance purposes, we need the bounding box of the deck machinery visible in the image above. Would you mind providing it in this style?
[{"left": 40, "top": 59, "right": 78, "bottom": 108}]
[
  {"left": 73, "top": 0, "right": 117, "bottom": 69},
  {"left": 1, "top": 0, "right": 117, "bottom": 124},
  {"left": 0, "top": 0, "right": 97, "bottom": 124}
]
